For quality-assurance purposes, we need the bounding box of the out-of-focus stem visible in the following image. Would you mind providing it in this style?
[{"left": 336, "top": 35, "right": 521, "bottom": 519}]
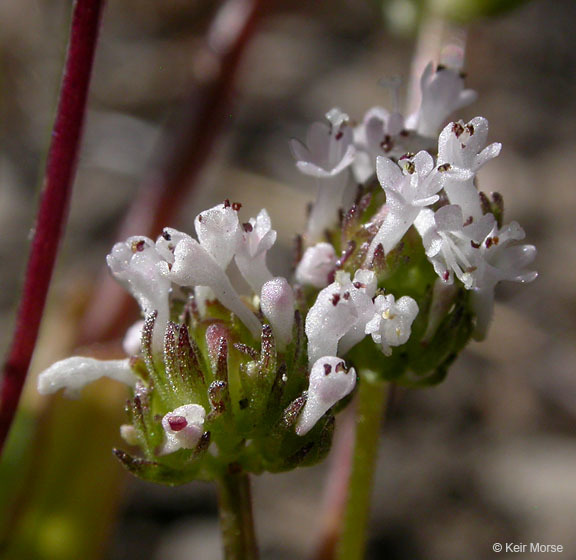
[
  {"left": 217, "top": 467, "right": 259, "bottom": 560},
  {"left": 312, "top": 405, "right": 356, "bottom": 560},
  {"left": 335, "top": 372, "right": 389, "bottom": 560},
  {"left": 78, "top": 0, "right": 267, "bottom": 348},
  {"left": 0, "top": 0, "right": 105, "bottom": 454}
]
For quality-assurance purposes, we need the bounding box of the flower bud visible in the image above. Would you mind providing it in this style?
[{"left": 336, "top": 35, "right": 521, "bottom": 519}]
[{"left": 260, "top": 277, "right": 295, "bottom": 348}]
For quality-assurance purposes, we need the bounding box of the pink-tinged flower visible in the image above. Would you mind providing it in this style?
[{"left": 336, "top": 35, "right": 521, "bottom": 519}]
[
  {"left": 471, "top": 221, "right": 537, "bottom": 339},
  {"left": 365, "top": 294, "right": 419, "bottom": 356},
  {"left": 295, "top": 242, "right": 337, "bottom": 288},
  {"left": 352, "top": 106, "right": 405, "bottom": 182},
  {"left": 367, "top": 151, "right": 443, "bottom": 259},
  {"left": 438, "top": 117, "right": 502, "bottom": 221},
  {"left": 161, "top": 404, "right": 206, "bottom": 454},
  {"left": 290, "top": 107, "right": 356, "bottom": 179},
  {"left": 260, "top": 277, "right": 295, "bottom": 348},
  {"left": 235, "top": 209, "right": 277, "bottom": 293},
  {"left": 407, "top": 62, "right": 477, "bottom": 137},
  {"left": 37, "top": 357, "right": 136, "bottom": 398},
  {"left": 291, "top": 108, "right": 356, "bottom": 240},
  {"left": 295, "top": 357, "right": 356, "bottom": 436},
  {"left": 305, "top": 270, "right": 377, "bottom": 364}
]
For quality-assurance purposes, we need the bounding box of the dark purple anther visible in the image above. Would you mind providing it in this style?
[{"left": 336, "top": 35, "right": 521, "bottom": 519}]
[{"left": 167, "top": 415, "right": 188, "bottom": 431}]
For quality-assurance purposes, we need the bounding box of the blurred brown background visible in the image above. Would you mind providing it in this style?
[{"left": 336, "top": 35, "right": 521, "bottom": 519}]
[{"left": 1, "top": 0, "right": 575, "bottom": 558}]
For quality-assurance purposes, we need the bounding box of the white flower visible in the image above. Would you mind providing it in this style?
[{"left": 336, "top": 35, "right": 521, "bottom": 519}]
[
  {"left": 291, "top": 108, "right": 356, "bottom": 240},
  {"left": 416, "top": 205, "right": 495, "bottom": 289},
  {"left": 235, "top": 209, "right": 277, "bottom": 293},
  {"left": 295, "top": 357, "right": 356, "bottom": 436},
  {"left": 290, "top": 108, "right": 356, "bottom": 179},
  {"left": 161, "top": 404, "right": 206, "bottom": 454},
  {"left": 367, "top": 151, "right": 443, "bottom": 259},
  {"left": 107, "top": 236, "right": 171, "bottom": 351},
  {"left": 164, "top": 235, "right": 261, "bottom": 337},
  {"left": 37, "top": 357, "right": 136, "bottom": 398},
  {"left": 407, "top": 62, "right": 477, "bottom": 137},
  {"left": 260, "top": 277, "right": 295, "bottom": 348},
  {"left": 352, "top": 107, "right": 405, "bottom": 182},
  {"left": 305, "top": 270, "right": 377, "bottom": 364},
  {"left": 365, "top": 294, "right": 419, "bottom": 356},
  {"left": 470, "top": 220, "right": 537, "bottom": 339},
  {"left": 438, "top": 117, "right": 501, "bottom": 220},
  {"left": 295, "top": 242, "right": 337, "bottom": 288}
]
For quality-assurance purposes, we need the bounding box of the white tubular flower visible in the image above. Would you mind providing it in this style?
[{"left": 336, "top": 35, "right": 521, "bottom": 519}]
[
  {"left": 438, "top": 117, "right": 502, "bottom": 221},
  {"left": 165, "top": 236, "right": 261, "bottom": 337},
  {"left": 367, "top": 151, "right": 443, "bottom": 260},
  {"left": 365, "top": 294, "right": 419, "bottom": 356},
  {"left": 37, "top": 357, "right": 136, "bottom": 398},
  {"left": 305, "top": 270, "right": 377, "bottom": 364},
  {"left": 290, "top": 108, "right": 356, "bottom": 179},
  {"left": 417, "top": 205, "right": 496, "bottom": 289},
  {"left": 260, "top": 277, "right": 295, "bottom": 348},
  {"left": 352, "top": 107, "right": 405, "bottom": 182},
  {"left": 161, "top": 404, "right": 206, "bottom": 454},
  {"left": 107, "top": 236, "right": 171, "bottom": 351},
  {"left": 407, "top": 62, "right": 477, "bottom": 138},
  {"left": 295, "top": 357, "right": 356, "bottom": 436},
  {"left": 291, "top": 108, "right": 356, "bottom": 241},
  {"left": 235, "top": 209, "right": 277, "bottom": 293},
  {"left": 194, "top": 202, "right": 243, "bottom": 269},
  {"left": 471, "top": 221, "right": 537, "bottom": 340},
  {"left": 295, "top": 242, "right": 337, "bottom": 288}
]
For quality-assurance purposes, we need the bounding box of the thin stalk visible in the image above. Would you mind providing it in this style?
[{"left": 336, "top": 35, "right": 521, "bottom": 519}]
[
  {"left": 217, "top": 467, "right": 259, "bottom": 560},
  {"left": 336, "top": 372, "right": 389, "bottom": 560},
  {"left": 0, "top": 0, "right": 105, "bottom": 454}
]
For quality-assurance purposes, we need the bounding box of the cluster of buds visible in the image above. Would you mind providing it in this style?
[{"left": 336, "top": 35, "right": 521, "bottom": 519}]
[{"left": 37, "top": 54, "right": 536, "bottom": 483}]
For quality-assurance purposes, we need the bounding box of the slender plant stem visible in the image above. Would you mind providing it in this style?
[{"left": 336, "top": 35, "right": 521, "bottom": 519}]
[
  {"left": 217, "top": 467, "right": 259, "bottom": 560},
  {"left": 336, "top": 372, "right": 389, "bottom": 560},
  {"left": 0, "top": 0, "right": 105, "bottom": 454}
]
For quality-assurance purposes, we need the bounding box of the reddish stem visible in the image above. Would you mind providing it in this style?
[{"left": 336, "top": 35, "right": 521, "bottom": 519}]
[
  {"left": 77, "top": 0, "right": 267, "bottom": 347},
  {"left": 0, "top": 0, "right": 105, "bottom": 453}
]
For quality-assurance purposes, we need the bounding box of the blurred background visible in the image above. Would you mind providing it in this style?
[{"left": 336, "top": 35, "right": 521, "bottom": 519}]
[{"left": 1, "top": 0, "right": 575, "bottom": 558}]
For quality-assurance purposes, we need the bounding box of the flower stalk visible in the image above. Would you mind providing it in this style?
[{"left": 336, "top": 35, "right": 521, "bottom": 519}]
[
  {"left": 336, "top": 372, "right": 389, "bottom": 560},
  {"left": 217, "top": 467, "right": 259, "bottom": 560},
  {"left": 0, "top": 0, "right": 105, "bottom": 454}
]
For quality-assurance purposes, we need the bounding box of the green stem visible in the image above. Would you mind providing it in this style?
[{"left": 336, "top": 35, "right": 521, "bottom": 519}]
[
  {"left": 217, "top": 467, "right": 259, "bottom": 560},
  {"left": 336, "top": 372, "right": 389, "bottom": 560}
]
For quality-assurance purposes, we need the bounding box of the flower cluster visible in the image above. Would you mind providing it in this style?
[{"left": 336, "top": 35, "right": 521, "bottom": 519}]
[{"left": 36, "top": 58, "right": 536, "bottom": 483}]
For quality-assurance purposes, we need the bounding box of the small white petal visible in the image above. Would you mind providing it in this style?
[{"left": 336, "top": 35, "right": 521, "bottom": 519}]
[
  {"left": 194, "top": 203, "right": 242, "bottom": 269},
  {"left": 37, "top": 357, "right": 136, "bottom": 398},
  {"left": 295, "top": 357, "right": 356, "bottom": 436}
]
